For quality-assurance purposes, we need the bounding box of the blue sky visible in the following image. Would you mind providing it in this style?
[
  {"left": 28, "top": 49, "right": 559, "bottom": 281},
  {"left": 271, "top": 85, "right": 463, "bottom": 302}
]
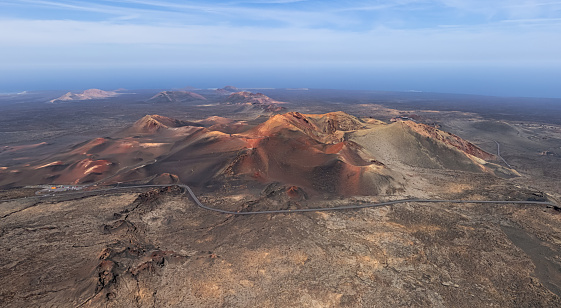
[{"left": 1, "top": 0, "right": 561, "bottom": 97}]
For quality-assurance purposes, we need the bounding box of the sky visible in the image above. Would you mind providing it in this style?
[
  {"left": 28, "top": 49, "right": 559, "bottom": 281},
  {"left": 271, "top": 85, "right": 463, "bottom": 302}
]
[{"left": 1, "top": 0, "right": 561, "bottom": 97}]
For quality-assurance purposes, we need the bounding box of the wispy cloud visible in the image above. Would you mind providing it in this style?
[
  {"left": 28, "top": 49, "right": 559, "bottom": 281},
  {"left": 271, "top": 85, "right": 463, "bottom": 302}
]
[
  {"left": 4, "top": 0, "right": 561, "bottom": 29},
  {"left": 233, "top": 0, "right": 310, "bottom": 3},
  {"left": 437, "top": 0, "right": 561, "bottom": 19},
  {"left": 1, "top": 1, "right": 560, "bottom": 71},
  {"left": 1, "top": 17, "right": 560, "bottom": 70},
  {"left": 336, "top": 4, "right": 401, "bottom": 12},
  {"left": 501, "top": 17, "right": 561, "bottom": 23},
  {"left": 14, "top": 0, "right": 123, "bottom": 15},
  {"left": 2, "top": 0, "right": 354, "bottom": 29}
]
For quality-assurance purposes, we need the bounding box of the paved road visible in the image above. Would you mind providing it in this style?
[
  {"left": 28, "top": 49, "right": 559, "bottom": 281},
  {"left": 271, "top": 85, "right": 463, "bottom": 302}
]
[{"left": 1, "top": 184, "right": 557, "bottom": 215}]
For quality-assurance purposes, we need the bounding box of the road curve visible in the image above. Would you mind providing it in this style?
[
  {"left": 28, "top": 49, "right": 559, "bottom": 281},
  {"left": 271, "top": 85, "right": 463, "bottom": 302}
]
[{"left": 2, "top": 184, "right": 558, "bottom": 215}]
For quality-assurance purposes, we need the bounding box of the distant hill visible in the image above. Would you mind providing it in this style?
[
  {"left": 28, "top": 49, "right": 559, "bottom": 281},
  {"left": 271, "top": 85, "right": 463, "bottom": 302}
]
[
  {"left": 49, "top": 89, "right": 119, "bottom": 103},
  {"left": 147, "top": 91, "right": 206, "bottom": 103},
  {"left": 127, "top": 115, "right": 204, "bottom": 134},
  {"left": 215, "top": 86, "right": 239, "bottom": 95},
  {"left": 223, "top": 91, "right": 286, "bottom": 113}
]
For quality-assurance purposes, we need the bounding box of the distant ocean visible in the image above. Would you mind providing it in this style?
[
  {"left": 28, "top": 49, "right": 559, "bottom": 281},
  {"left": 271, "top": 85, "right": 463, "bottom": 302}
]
[{"left": 2, "top": 65, "right": 560, "bottom": 98}]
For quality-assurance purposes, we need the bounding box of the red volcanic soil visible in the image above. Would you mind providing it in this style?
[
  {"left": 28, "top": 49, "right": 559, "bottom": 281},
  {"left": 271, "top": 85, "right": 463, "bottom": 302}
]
[
  {"left": 248, "top": 111, "right": 364, "bottom": 144},
  {"left": 226, "top": 112, "right": 394, "bottom": 195},
  {"left": 68, "top": 137, "right": 109, "bottom": 154},
  {"left": 149, "top": 173, "right": 180, "bottom": 185},
  {"left": 286, "top": 185, "right": 306, "bottom": 199},
  {"left": 60, "top": 159, "right": 112, "bottom": 183},
  {"left": 29, "top": 158, "right": 114, "bottom": 185},
  {"left": 227, "top": 139, "right": 385, "bottom": 195}
]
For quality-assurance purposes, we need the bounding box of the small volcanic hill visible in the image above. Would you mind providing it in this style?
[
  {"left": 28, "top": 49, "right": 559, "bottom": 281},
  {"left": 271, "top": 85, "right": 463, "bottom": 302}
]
[
  {"left": 350, "top": 119, "right": 512, "bottom": 176},
  {"left": 125, "top": 114, "right": 203, "bottom": 134},
  {"left": 215, "top": 85, "right": 239, "bottom": 95},
  {"left": 124, "top": 115, "right": 247, "bottom": 135},
  {"left": 197, "top": 116, "right": 249, "bottom": 134},
  {"left": 250, "top": 111, "right": 364, "bottom": 143},
  {"left": 148, "top": 91, "right": 207, "bottom": 103},
  {"left": 49, "top": 89, "right": 119, "bottom": 103},
  {"left": 227, "top": 112, "right": 396, "bottom": 195},
  {"left": 0, "top": 112, "right": 514, "bottom": 195},
  {"left": 223, "top": 85, "right": 239, "bottom": 92},
  {"left": 224, "top": 91, "right": 286, "bottom": 113}
]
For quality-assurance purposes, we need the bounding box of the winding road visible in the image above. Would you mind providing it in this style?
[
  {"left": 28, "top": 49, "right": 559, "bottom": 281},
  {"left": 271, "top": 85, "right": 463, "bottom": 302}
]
[{"left": 1, "top": 184, "right": 558, "bottom": 215}]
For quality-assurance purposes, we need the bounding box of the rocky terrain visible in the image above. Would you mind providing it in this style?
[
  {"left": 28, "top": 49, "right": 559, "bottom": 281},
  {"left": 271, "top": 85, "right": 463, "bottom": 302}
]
[{"left": 0, "top": 174, "right": 560, "bottom": 307}]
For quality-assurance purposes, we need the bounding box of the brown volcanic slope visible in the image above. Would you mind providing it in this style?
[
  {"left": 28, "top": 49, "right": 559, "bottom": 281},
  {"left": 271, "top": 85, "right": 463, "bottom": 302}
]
[
  {"left": 224, "top": 91, "right": 286, "bottom": 113},
  {"left": 349, "top": 120, "right": 516, "bottom": 176},
  {"left": 0, "top": 112, "right": 511, "bottom": 195},
  {"left": 148, "top": 91, "right": 207, "bottom": 103},
  {"left": 49, "top": 89, "right": 119, "bottom": 103}
]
